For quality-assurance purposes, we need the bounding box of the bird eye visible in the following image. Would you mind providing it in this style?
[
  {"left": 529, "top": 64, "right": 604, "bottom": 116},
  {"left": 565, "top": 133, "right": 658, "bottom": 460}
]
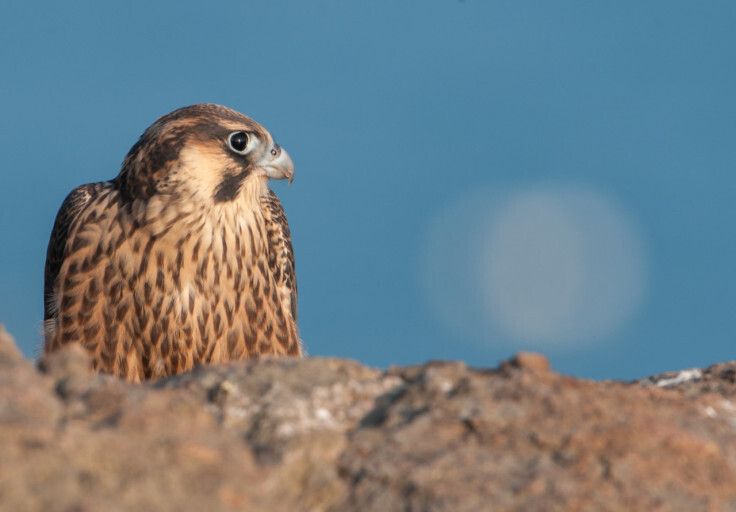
[{"left": 228, "top": 131, "right": 249, "bottom": 154}]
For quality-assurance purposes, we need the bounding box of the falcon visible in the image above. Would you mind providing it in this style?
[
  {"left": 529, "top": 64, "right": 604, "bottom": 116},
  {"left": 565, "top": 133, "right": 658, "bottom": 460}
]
[{"left": 43, "top": 104, "right": 301, "bottom": 382}]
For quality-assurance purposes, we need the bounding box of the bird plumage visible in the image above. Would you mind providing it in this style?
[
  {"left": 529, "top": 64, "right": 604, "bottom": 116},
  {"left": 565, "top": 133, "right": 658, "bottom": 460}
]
[{"left": 44, "top": 104, "right": 301, "bottom": 381}]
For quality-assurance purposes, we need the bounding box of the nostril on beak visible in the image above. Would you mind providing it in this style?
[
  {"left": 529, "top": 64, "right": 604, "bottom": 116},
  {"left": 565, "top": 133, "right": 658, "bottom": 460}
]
[{"left": 261, "top": 144, "right": 294, "bottom": 182}]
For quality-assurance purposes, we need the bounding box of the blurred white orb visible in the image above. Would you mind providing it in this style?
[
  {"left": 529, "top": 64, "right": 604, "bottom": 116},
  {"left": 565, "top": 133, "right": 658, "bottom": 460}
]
[{"left": 419, "top": 185, "right": 647, "bottom": 349}]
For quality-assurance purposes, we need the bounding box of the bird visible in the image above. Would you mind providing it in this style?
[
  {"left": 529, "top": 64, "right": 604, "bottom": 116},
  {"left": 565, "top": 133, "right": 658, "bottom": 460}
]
[{"left": 43, "top": 104, "right": 301, "bottom": 382}]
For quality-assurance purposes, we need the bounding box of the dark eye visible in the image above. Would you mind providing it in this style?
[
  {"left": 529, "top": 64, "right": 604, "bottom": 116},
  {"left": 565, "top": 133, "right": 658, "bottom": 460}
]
[{"left": 228, "top": 131, "right": 249, "bottom": 154}]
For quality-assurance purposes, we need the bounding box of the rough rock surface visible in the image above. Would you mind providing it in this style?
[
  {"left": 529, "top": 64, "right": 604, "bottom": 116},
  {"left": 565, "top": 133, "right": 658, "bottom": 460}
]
[{"left": 3, "top": 328, "right": 736, "bottom": 511}]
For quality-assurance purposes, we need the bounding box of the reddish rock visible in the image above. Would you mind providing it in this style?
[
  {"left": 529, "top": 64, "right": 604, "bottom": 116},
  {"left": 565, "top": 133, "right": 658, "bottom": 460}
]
[
  {"left": 503, "top": 351, "right": 552, "bottom": 373},
  {"left": 0, "top": 324, "right": 22, "bottom": 362},
  {"left": 2, "top": 327, "right": 736, "bottom": 511}
]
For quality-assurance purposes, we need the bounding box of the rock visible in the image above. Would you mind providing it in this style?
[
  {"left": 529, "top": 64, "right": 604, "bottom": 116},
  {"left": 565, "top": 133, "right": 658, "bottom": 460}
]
[
  {"left": 502, "top": 351, "right": 552, "bottom": 374},
  {"left": 0, "top": 324, "right": 22, "bottom": 362},
  {"left": 38, "top": 342, "right": 93, "bottom": 379},
  {"left": 338, "top": 363, "right": 736, "bottom": 511},
  {"left": 639, "top": 361, "right": 736, "bottom": 399},
  {"left": 2, "top": 328, "right": 736, "bottom": 511}
]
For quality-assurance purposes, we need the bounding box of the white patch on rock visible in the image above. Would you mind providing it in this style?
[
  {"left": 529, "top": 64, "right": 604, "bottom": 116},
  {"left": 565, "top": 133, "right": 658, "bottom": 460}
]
[{"left": 654, "top": 369, "right": 703, "bottom": 388}]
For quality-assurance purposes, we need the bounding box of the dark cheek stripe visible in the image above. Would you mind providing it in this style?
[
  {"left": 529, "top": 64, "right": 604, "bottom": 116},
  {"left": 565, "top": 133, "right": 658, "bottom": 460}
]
[{"left": 214, "top": 171, "right": 249, "bottom": 202}]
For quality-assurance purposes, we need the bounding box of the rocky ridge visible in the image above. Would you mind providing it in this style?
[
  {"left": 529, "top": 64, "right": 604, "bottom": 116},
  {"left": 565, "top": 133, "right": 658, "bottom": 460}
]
[{"left": 2, "top": 326, "right": 736, "bottom": 511}]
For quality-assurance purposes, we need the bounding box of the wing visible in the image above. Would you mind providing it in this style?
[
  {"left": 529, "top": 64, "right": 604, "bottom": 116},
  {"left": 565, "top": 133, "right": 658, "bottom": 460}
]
[
  {"left": 44, "top": 182, "right": 107, "bottom": 321},
  {"left": 261, "top": 189, "right": 298, "bottom": 322}
]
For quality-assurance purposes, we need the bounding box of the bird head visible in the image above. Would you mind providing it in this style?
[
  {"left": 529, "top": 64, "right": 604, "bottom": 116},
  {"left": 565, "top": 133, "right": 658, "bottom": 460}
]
[{"left": 116, "top": 104, "right": 294, "bottom": 203}]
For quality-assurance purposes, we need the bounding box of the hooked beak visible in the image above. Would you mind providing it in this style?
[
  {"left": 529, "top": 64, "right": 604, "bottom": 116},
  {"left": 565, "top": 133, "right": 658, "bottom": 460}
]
[{"left": 261, "top": 144, "right": 294, "bottom": 184}]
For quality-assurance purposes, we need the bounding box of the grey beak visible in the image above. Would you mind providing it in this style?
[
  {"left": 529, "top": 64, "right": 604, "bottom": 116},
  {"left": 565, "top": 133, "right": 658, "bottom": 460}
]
[{"left": 262, "top": 144, "right": 294, "bottom": 183}]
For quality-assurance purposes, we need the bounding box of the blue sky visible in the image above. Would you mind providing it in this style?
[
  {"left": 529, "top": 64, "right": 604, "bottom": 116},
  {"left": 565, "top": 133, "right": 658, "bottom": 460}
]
[{"left": 1, "top": 1, "right": 735, "bottom": 379}]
